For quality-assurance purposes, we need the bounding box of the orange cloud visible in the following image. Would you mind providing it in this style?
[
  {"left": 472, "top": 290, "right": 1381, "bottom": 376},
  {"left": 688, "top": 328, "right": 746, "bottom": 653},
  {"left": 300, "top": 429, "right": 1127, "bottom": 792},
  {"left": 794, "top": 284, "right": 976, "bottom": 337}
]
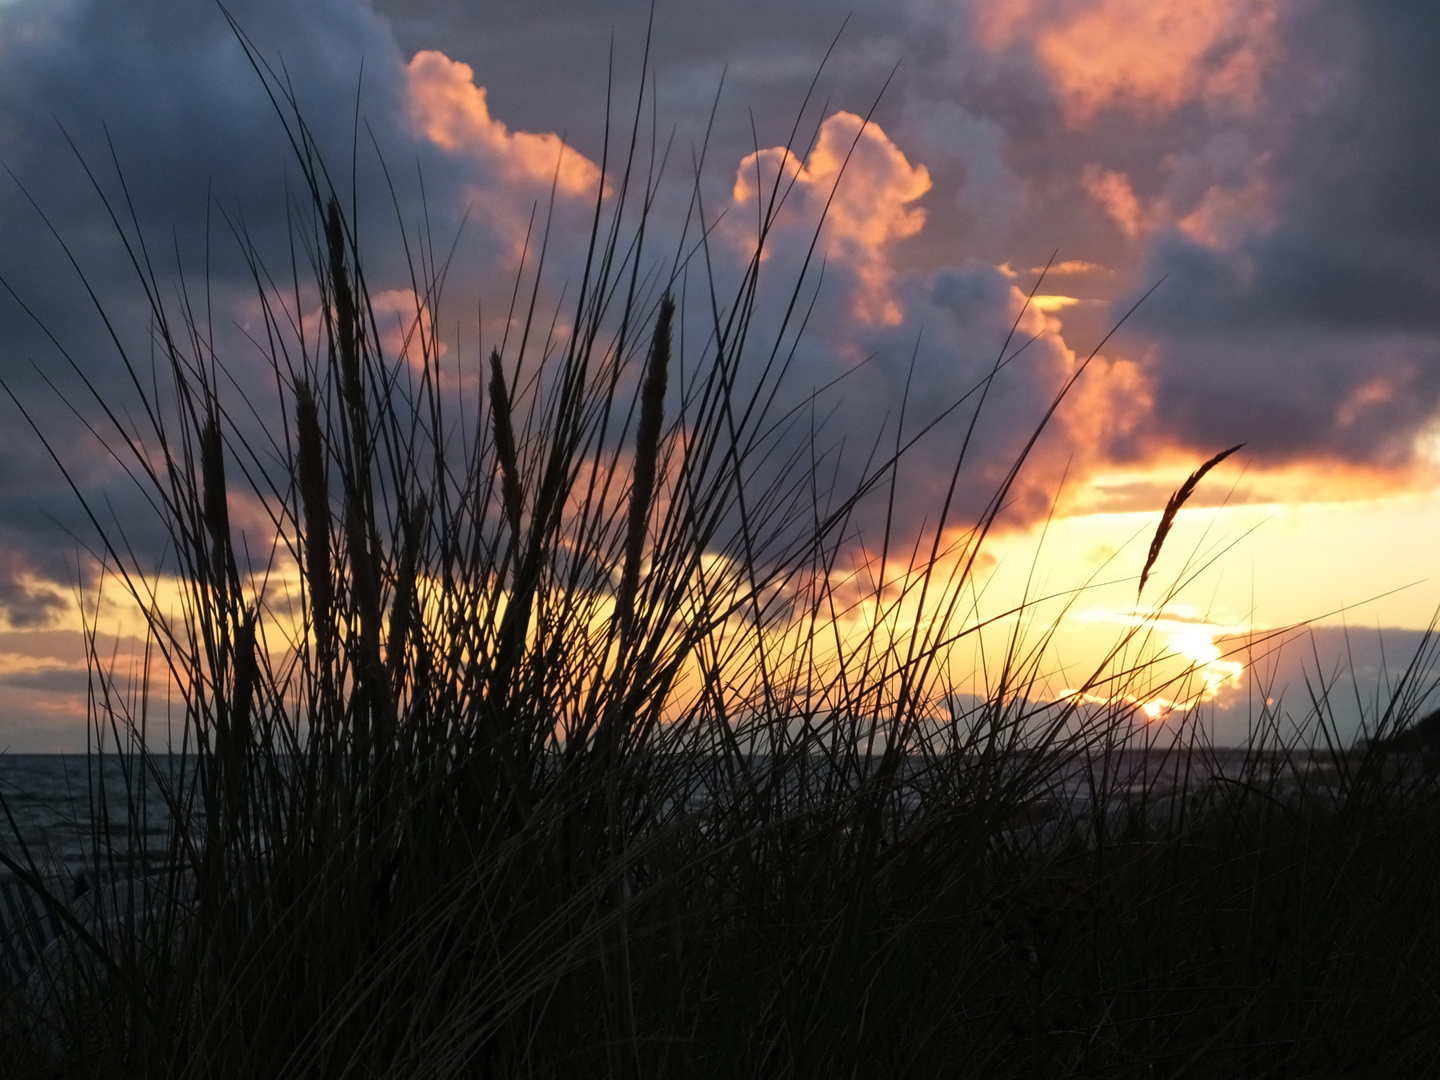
[
  {"left": 1072, "top": 453, "right": 1439, "bottom": 518},
  {"left": 1082, "top": 163, "right": 1273, "bottom": 248},
  {"left": 734, "top": 112, "right": 932, "bottom": 325},
  {"left": 1033, "top": 259, "right": 1110, "bottom": 276},
  {"left": 1176, "top": 174, "right": 1276, "bottom": 248},
  {"left": 369, "top": 288, "right": 447, "bottom": 372},
  {"left": 1081, "top": 165, "right": 1148, "bottom": 237},
  {"left": 978, "top": 0, "right": 1281, "bottom": 124},
  {"left": 405, "top": 50, "right": 602, "bottom": 197},
  {"left": 1058, "top": 352, "right": 1154, "bottom": 471}
]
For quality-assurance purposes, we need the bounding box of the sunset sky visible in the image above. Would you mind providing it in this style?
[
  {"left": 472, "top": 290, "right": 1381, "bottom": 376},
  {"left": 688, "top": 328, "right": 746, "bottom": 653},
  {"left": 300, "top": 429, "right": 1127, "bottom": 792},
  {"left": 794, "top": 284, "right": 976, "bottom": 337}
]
[{"left": 0, "top": 0, "right": 1437, "bottom": 749}]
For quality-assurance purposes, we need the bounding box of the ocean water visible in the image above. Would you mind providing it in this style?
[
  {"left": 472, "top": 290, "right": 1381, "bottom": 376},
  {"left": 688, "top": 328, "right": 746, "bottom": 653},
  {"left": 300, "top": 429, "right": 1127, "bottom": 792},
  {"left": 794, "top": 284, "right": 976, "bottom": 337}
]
[
  {"left": 0, "top": 745, "right": 1356, "bottom": 982},
  {"left": 0, "top": 755, "right": 203, "bottom": 981},
  {"left": 0, "top": 754, "right": 193, "bottom": 886},
  {"left": 0, "top": 746, "right": 1348, "bottom": 878}
]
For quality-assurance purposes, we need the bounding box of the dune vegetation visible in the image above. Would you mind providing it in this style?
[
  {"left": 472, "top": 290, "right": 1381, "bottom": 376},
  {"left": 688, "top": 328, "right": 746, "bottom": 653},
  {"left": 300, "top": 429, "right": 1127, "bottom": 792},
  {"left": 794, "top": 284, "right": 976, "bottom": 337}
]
[{"left": 2, "top": 24, "right": 1440, "bottom": 1080}]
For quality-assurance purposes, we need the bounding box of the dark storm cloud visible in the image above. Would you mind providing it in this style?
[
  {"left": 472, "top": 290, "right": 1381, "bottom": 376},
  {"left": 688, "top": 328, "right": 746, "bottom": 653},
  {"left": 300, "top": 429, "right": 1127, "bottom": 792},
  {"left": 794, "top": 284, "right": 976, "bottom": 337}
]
[
  {"left": 0, "top": 0, "right": 403, "bottom": 624},
  {"left": 0, "top": 666, "right": 89, "bottom": 694},
  {"left": 0, "top": 0, "right": 596, "bottom": 626},
  {"left": 701, "top": 241, "right": 1078, "bottom": 546},
  {"left": 1131, "top": 0, "right": 1440, "bottom": 468}
]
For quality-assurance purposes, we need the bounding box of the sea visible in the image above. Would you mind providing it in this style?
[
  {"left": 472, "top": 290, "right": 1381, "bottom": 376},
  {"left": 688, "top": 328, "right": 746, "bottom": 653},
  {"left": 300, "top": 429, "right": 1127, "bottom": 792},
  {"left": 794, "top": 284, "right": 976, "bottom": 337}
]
[
  {"left": 0, "top": 755, "right": 191, "bottom": 885},
  {"left": 0, "top": 754, "right": 198, "bottom": 981},
  {"left": 0, "top": 746, "right": 1350, "bottom": 880},
  {"left": 0, "top": 745, "right": 1365, "bottom": 982}
]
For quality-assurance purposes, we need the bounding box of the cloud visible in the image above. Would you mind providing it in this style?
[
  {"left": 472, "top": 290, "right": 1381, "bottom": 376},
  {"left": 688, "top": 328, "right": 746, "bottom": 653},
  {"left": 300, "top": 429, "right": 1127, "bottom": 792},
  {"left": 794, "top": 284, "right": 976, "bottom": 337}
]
[
  {"left": 1130, "top": 323, "right": 1440, "bottom": 474},
  {"left": 976, "top": 0, "right": 1281, "bottom": 124},
  {"left": 369, "top": 287, "right": 447, "bottom": 372},
  {"left": 405, "top": 49, "right": 602, "bottom": 197},
  {"left": 1081, "top": 166, "right": 1146, "bottom": 237},
  {"left": 1136, "top": 0, "right": 1440, "bottom": 330},
  {"left": 1035, "top": 260, "right": 1110, "bottom": 277},
  {"left": 1041, "top": 0, "right": 1440, "bottom": 491},
  {"left": 0, "top": 3, "right": 615, "bottom": 595},
  {"left": 0, "top": 665, "right": 89, "bottom": 694},
  {"left": 0, "top": 553, "right": 66, "bottom": 629},
  {"left": 359, "top": 0, "right": 1440, "bottom": 498},
  {"left": 734, "top": 111, "right": 931, "bottom": 325},
  {"left": 1082, "top": 159, "right": 1275, "bottom": 249},
  {"left": 764, "top": 258, "right": 1094, "bottom": 541},
  {"left": 1056, "top": 353, "right": 1155, "bottom": 471}
]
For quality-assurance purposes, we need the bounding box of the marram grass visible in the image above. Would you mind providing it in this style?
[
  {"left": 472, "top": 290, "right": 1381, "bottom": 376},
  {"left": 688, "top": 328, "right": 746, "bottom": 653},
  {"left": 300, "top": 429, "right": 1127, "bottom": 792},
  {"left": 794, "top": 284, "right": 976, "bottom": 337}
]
[{"left": 1, "top": 29, "right": 1440, "bottom": 1080}]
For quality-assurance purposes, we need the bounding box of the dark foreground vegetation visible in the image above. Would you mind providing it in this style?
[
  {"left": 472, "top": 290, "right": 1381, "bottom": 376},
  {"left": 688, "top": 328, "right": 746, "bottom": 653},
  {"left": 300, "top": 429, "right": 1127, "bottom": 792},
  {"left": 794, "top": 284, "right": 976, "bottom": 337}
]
[{"left": 2, "top": 27, "right": 1439, "bottom": 1079}]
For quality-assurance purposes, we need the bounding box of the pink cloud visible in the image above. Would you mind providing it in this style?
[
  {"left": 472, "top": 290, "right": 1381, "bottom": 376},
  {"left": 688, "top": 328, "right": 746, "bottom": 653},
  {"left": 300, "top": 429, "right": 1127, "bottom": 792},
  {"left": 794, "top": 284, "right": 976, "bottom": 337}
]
[
  {"left": 733, "top": 111, "right": 931, "bottom": 325},
  {"left": 405, "top": 50, "right": 602, "bottom": 197},
  {"left": 1175, "top": 174, "right": 1276, "bottom": 248},
  {"left": 369, "top": 287, "right": 446, "bottom": 373},
  {"left": 1082, "top": 162, "right": 1274, "bottom": 249},
  {"left": 1081, "top": 165, "right": 1147, "bottom": 237},
  {"left": 977, "top": 0, "right": 1282, "bottom": 124}
]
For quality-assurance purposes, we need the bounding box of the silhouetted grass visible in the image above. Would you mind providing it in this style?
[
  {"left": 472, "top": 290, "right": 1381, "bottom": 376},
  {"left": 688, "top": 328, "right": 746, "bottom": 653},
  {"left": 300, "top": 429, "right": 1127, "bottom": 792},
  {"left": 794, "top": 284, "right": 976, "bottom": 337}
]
[{"left": 2, "top": 24, "right": 1440, "bottom": 1080}]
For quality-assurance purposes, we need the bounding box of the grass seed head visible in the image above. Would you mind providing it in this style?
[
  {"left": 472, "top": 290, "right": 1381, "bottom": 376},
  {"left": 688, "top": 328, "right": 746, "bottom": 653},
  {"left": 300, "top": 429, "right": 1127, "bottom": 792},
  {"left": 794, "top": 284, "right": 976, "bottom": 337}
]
[{"left": 489, "top": 347, "right": 524, "bottom": 544}]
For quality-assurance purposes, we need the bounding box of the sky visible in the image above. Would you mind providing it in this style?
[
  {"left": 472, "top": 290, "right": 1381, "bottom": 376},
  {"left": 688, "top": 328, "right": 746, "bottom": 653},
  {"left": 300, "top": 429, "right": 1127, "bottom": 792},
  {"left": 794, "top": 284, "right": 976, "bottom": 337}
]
[{"left": 0, "top": 0, "right": 1438, "bottom": 749}]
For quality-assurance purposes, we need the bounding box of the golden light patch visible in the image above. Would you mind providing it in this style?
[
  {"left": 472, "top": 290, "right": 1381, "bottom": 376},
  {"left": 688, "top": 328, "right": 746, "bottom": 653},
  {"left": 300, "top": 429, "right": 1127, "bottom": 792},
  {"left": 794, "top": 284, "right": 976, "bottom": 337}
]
[
  {"left": 1074, "top": 455, "right": 1432, "bottom": 518},
  {"left": 1061, "top": 605, "right": 1248, "bottom": 719},
  {"left": 1032, "top": 260, "right": 1109, "bottom": 276}
]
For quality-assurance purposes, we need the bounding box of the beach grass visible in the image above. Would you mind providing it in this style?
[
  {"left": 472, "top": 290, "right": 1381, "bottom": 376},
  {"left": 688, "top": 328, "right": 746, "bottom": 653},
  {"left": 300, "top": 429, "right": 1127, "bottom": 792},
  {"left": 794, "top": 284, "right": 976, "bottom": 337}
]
[{"left": 2, "top": 26, "right": 1440, "bottom": 1080}]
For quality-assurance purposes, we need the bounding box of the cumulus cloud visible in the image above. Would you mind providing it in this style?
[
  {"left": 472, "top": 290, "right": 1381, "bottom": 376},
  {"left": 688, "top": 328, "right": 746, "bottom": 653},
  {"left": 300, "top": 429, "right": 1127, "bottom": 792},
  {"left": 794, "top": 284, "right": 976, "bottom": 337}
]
[
  {"left": 734, "top": 111, "right": 931, "bottom": 325},
  {"left": 976, "top": 0, "right": 1281, "bottom": 124},
  {"left": 406, "top": 50, "right": 602, "bottom": 197},
  {"left": 754, "top": 256, "right": 1097, "bottom": 544},
  {"left": 1116, "top": 0, "right": 1440, "bottom": 479}
]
